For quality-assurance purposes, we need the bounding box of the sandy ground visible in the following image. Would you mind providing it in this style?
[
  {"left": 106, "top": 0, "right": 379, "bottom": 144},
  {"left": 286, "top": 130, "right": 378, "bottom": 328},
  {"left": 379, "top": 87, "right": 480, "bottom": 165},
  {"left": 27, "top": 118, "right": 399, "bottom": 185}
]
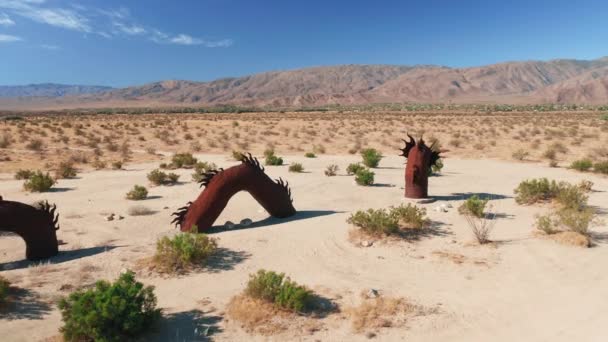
[{"left": 1, "top": 154, "right": 608, "bottom": 341}]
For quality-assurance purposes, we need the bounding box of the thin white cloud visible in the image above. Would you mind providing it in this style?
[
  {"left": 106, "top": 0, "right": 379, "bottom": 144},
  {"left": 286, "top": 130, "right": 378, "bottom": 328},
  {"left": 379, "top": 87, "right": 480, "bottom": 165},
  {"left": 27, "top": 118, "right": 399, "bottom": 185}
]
[
  {"left": 0, "top": 33, "right": 21, "bottom": 42},
  {"left": 0, "top": 12, "right": 14, "bottom": 25},
  {"left": 40, "top": 43, "right": 59, "bottom": 50},
  {"left": 0, "top": 1, "right": 232, "bottom": 47}
]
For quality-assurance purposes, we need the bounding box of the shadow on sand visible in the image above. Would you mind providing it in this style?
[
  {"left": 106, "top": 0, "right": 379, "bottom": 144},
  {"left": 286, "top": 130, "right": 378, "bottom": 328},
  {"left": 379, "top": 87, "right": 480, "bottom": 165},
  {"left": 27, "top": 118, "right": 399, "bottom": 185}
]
[
  {"left": 207, "top": 210, "right": 341, "bottom": 233},
  {"left": 0, "top": 245, "right": 121, "bottom": 271},
  {"left": 147, "top": 309, "right": 224, "bottom": 342},
  {"left": 430, "top": 192, "right": 511, "bottom": 201},
  {"left": 0, "top": 287, "right": 52, "bottom": 320}
]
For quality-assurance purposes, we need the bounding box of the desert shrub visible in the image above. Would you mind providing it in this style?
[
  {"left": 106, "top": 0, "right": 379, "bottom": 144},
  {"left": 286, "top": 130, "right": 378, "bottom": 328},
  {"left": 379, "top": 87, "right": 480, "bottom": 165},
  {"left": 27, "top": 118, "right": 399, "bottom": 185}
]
[
  {"left": 127, "top": 205, "right": 155, "bottom": 216},
  {"left": 304, "top": 152, "right": 316, "bottom": 158},
  {"left": 347, "top": 204, "right": 428, "bottom": 236},
  {"left": 555, "top": 182, "right": 588, "bottom": 210},
  {"left": 0, "top": 276, "right": 9, "bottom": 305},
  {"left": 153, "top": 232, "right": 217, "bottom": 273},
  {"left": 26, "top": 139, "right": 44, "bottom": 151},
  {"left": 58, "top": 271, "right": 161, "bottom": 342},
  {"left": 324, "top": 164, "right": 339, "bottom": 176},
  {"left": 463, "top": 205, "right": 495, "bottom": 244},
  {"left": 556, "top": 207, "right": 596, "bottom": 236},
  {"left": 191, "top": 161, "right": 218, "bottom": 182},
  {"left": 111, "top": 161, "right": 123, "bottom": 170},
  {"left": 288, "top": 163, "right": 304, "bottom": 173},
  {"left": 355, "top": 168, "right": 374, "bottom": 186},
  {"left": 245, "top": 270, "right": 313, "bottom": 313},
  {"left": 594, "top": 161, "right": 608, "bottom": 174},
  {"left": 23, "top": 171, "right": 55, "bottom": 192},
  {"left": 55, "top": 161, "right": 77, "bottom": 179},
  {"left": 360, "top": 148, "right": 383, "bottom": 168},
  {"left": 147, "top": 169, "right": 179, "bottom": 186},
  {"left": 535, "top": 214, "right": 559, "bottom": 234},
  {"left": 514, "top": 178, "right": 560, "bottom": 204},
  {"left": 578, "top": 180, "right": 594, "bottom": 192},
  {"left": 458, "top": 195, "right": 488, "bottom": 218},
  {"left": 512, "top": 149, "right": 529, "bottom": 161},
  {"left": 570, "top": 159, "right": 593, "bottom": 172},
  {"left": 14, "top": 169, "right": 33, "bottom": 180},
  {"left": 263, "top": 148, "right": 275, "bottom": 158},
  {"left": 346, "top": 163, "right": 365, "bottom": 175},
  {"left": 126, "top": 185, "right": 148, "bottom": 200},
  {"left": 171, "top": 153, "right": 197, "bottom": 168},
  {"left": 265, "top": 154, "right": 283, "bottom": 166},
  {"left": 427, "top": 159, "right": 444, "bottom": 176},
  {"left": 92, "top": 159, "right": 107, "bottom": 169},
  {"left": 232, "top": 151, "right": 245, "bottom": 161}
]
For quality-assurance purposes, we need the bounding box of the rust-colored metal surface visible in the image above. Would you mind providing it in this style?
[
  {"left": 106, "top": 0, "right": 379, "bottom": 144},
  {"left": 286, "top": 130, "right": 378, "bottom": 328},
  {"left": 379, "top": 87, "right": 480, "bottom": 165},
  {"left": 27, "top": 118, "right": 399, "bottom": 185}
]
[
  {"left": 399, "top": 134, "right": 441, "bottom": 199},
  {"left": 0, "top": 196, "right": 59, "bottom": 260},
  {"left": 172, "top": 153, "right": 296, "bottom": 232}
]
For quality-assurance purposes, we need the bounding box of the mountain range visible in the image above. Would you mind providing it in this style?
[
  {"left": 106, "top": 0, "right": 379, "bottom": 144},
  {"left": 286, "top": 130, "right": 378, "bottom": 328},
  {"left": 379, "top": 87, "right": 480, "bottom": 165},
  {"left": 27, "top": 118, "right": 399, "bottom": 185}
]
[{"left": 2, "top": 57, "right": 608, "bottom": 109}]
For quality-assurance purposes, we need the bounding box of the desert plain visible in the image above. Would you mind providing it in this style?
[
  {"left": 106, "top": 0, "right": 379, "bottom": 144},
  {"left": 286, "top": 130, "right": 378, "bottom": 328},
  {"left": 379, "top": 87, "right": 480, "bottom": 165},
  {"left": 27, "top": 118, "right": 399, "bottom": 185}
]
[{"left": 1, "top": 110, "right": 608, "bottom": 341}]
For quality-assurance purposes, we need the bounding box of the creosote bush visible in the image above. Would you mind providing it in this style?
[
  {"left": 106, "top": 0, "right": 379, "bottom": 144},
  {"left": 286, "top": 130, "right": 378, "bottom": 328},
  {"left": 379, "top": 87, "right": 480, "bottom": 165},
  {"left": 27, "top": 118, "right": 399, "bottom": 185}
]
[
  {"left": 147, "top": 169, "right": 179, "bottom": 186},
  {"left": 265, "top": 151, "right": 284, "bottom": 166},
  {"left": 347, "top": 204, "right": 429, "bottom": 236},
  {"left": 245, "top": 269, "right": 313, "bottom": 313},
  {"left": 594, "top": 161, "right": 608, "bottom": 174},
  {"left": 288, "top": 162, "right": 304, "bottom": 173},
  {"left": 191, "top": 161, "right": 218, "bottom": 182},
  {"left": 126, "top": 185, "right": 148, "bottom": 200},
  {"left": 58, "top": 271, "right": 161, "bottom": 342},
  {"left": 355, "top": 168, "right": 375, "bottom": 186},
  {"left": 360, "top": 148, "right": 383, "bottom": 168},
  {"left": 23, "top": 171, "right": 55, "bottom": 192},
  {"left": 153, "top": 231, "right": 217, "bottom": 273},
  {"left": 570, "top": 159, "right": 593, "bottom": 172},
  {"left": 55, "top": 161, "right": 77, "bottom": 179},
  {"left": 171, "top": 153, "right": 198, "bottom": 168},
  {"left": 304, "top": 152, "right": 316, "bottom": 158},
  {"left": 458, "top": 195, "right": 488, "bottom": 218},
  {"left": 346, "top": 163, "right": 365, "bottom": 175}
]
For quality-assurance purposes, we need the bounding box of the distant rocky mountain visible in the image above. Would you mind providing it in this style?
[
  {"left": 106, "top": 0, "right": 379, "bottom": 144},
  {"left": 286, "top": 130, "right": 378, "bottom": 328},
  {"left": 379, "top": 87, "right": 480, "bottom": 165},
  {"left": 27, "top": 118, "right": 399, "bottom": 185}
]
[
  {"left": 3, "top": 58, "right": 608, "bottom": 109},
  {"left": 0, "top": 83, "right": 112, "bottom": 98}
]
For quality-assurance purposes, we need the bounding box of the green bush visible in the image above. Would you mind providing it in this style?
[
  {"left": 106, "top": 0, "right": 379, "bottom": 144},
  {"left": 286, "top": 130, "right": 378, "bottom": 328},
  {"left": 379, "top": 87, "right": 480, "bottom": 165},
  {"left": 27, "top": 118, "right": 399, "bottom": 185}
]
[
  {"left": 535, "top": 214, "right": 559, "bottom": 234},
  {"left": 304, "top": 152, "right": 316, "bottom": 158},
  {"left": 126, "top": 185, "right": 148, "bottom": 200},
  {"left": 265, "top": 155, "right": 284, "bottom": 166},
  {"left": 360, "top": 148, "right": 383, "bottom": 168},
  {"left": 594, "top": 161, "right": 608, "bottom": 174},
  {"left": 58, "top": 271, "right": 161, "bottom": 342},
  {"left": 555, "top": 183, "right": 588, "bottom": 210},
  {"left": 171, "top": 153, "right": 197, "bottom": 168},
  {"left": 347, "top": 204, "right": 429, "bottom": 236},
  {"left": 346, "top": 163, "right": 365, "bottom": 175},
  {"left": 570, "top": 159, "right": 593, "bottom": 172},
  {"left": 324, "top": 164, "right": 339, "bottom": 176},
  {"left": 431, "top": 159, "right": 444, "bottom": 175},
  {"left": 245, "top": 270, "right": 313, "bottom": 313},
  {"left": 147, "top": 169, "right": 179, "bottom": 186},
  {"left": 458, "top": 195, "right": 488, "bottom": 218},
  {"left": 355, "top": 168, "right": 374, "bottom": 186},
  {"left": 514, "top": 178, "right": 560, "bottom": 205},
  {"left": 0, "top": 276, "right": 9, "bottom": 305},
  {"left": 263, "top": 149, "right": 275, "bottom": 159},
  {"left": 55, "top": 161, "right": 77, "bottom": 179},
  {"left": 191, "top": 161, "right": 218, "bottom": 182},
  {"left": 153, "top": 231, "right": 217, "bottom": 273},
  {"left": 288, "top": 163, "right": 304, "bottom": 173},
  {"left": 23, "top": 171, "right": 55, "bottom": 192},
  {"left": 556, "top": 207, "right": 595, "bottom": 235},
  {"left": 14, "top": 169, "right": 33, "bottom": 180}
]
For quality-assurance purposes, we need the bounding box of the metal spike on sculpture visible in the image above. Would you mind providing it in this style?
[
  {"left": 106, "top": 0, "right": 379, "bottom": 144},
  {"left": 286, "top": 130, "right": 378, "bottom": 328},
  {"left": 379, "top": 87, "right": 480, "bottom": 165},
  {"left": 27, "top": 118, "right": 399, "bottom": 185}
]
[
  {"left": 399, "top": 134, "right": 442, "bottom": 199},
  {"left": 172, "top": 153, "right": 296, "bottom": 232},
  {"left": 0, "top": 196, "right": 60, "bottom": 260}
]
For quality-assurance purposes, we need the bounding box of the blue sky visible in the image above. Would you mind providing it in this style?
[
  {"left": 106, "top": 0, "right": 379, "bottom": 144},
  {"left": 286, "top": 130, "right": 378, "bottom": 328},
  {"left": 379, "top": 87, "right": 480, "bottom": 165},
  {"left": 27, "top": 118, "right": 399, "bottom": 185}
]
[{"left": 0, "top": 0, "right": 607, "bottom": 87}]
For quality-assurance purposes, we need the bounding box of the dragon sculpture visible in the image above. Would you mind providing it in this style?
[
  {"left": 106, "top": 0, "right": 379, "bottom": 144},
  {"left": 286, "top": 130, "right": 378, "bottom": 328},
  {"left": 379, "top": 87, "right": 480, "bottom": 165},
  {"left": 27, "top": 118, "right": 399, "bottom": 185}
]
[
  {"left": 399, "top": 134, "right": 442, "bottom": 198},
  {"left": 0, "top": 196, "right": 60, "bottom": 260},
  {"left": 172, "top": 153, "right": 296, "bottom": 232}
]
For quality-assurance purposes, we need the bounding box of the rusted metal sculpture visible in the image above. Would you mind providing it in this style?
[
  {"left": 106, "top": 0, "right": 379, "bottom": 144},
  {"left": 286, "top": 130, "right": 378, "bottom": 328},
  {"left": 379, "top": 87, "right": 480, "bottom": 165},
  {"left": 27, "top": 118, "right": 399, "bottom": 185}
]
[
  {"left": 0, "top": 196, "right": 59, "bottom": 260},
  {"left": 399, "top": 134, "right": 441, "bottom": 199},
  {"left": 172, "top": 153, "right": 296, "bottom": 232}
]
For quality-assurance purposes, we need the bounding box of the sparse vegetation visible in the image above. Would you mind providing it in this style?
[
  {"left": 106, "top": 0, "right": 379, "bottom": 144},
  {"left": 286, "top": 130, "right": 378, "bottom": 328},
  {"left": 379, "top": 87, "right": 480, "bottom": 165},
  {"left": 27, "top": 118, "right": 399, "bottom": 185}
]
[
  {"left": 126, "top": 185, "right": 148, "bottom": 200},
  {"left": 355, "top": 168, "right": 375, "bottom": 186},
  {"left": 458, "top": 195, "right": 488, "bottom": 218},
  {"left": 265, "top": 154, "right": 284, "bottom": 166},
  {"left": 147, "top": 169, "right": 179, "bottom": 186},
  {"left": 360, "top": 148, "right": 383, "bottom": 168},
  {"left": 191, "top": 161, "right": 218, "bottom": 182},
  {"left": 171, "top": 153, "right": 198, "bottom": 168},
  {"left": 55, "top": 161, "right": 77, "bottom": 179},
  {"left": 347, "top": 204, "right": 429, "bottom": 237},
  {"left": 570, "top": 159, "right": 593, "bottom": 172},
  {"left": 304, "top": 152, "right": 316, "bottom": 158},
  {"left": 14, "top": 169, "right": 33, "bottom": 180},
  {"left": 288, "top": 163, "right": 304, "bottom": 173},
  {"left": 23, "top": 171, "right": 55, "bottom": 192},
  {"left": 152, "top": 231, "right": 218, "bottom": 273},
  {"left": 346, "top": 162, "right": 365, "bottom": 175},
  {"left": 245, "top": 269, "right": 313, "bottom": 313},
  {"left": 58, "top": 271, "right": 161, "bottom": 342},
  {"left": 512, "top": 149, "right": 529, "bottom": 161},
  {"left": 324, "top": 164, "right": 339, "bottom": 176},
  {"left": 128, "top": 205, "right": 155, "bottom": 216}
]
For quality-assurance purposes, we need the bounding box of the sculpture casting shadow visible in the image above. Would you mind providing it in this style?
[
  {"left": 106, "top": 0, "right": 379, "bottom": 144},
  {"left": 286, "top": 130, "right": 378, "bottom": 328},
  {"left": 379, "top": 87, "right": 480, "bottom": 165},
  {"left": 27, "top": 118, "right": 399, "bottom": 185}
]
[
  {"left": 0, "top": 245, "right": 120, "bottom": 271},
  {"left": 207, "top": 210, "right": 340, "bottom": 233}
]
